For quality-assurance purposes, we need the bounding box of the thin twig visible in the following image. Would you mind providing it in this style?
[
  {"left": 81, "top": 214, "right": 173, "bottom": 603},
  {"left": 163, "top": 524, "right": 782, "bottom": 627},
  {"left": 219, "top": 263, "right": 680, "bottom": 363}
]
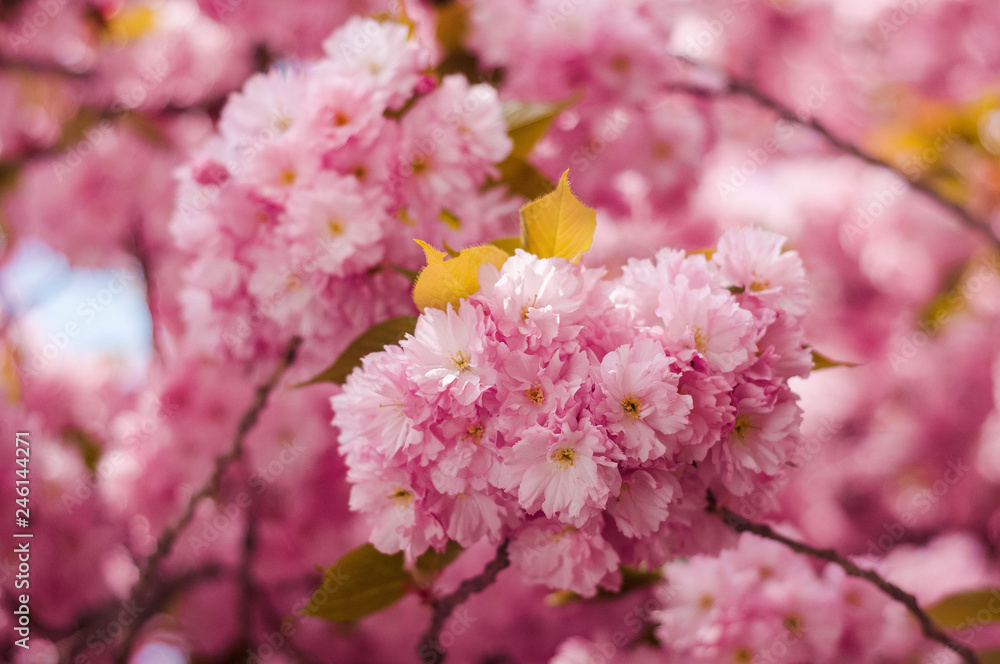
[
  {"left": 109, "top": 336, "right": 302, "bottom": 663},
  {"left": 417, "top": 539, "right": 511, "bottom": 664},
  {"left": 239, "top": 502, "right": 259, "bottom": 645},
  {"left": 666, "top": 61, "right": 1000, "bottom": 250},
  {"left": 706, "top": 492, "right": 981, "bottom": 664}
]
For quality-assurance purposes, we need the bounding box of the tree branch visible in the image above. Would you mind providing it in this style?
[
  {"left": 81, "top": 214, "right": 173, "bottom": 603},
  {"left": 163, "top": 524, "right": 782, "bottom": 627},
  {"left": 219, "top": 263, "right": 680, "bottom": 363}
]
[
  {"left": 417, "top": 539, "right": 511, "bottom": 664},
  {"left": 109, "top": 336, "right": 302, "bottom": 663},
  {"left": 706, "top": 492, "right": 981, "bottom": 664},
  {"left": 666, "top": 60, "right": 1000, "bottom": 250}
]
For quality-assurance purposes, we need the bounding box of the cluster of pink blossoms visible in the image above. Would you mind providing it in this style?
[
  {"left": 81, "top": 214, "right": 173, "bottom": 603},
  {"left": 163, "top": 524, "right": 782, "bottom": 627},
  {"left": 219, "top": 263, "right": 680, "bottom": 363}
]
[
  {"left": 172, "top": 16, "right": 515, "bottom": 374},
  {"left": 549, "top": 532, "right": 998, "bottom": 664},
  {"left": 333, "top": 226, "right": 811, "bottom": 596}
]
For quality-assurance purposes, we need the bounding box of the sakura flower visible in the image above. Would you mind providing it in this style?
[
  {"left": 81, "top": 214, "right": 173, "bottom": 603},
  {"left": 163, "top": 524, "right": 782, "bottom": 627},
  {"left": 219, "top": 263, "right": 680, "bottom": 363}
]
[
  {"left": 496, "top": 420, "right": 621, "bottom": 526},
  {"left": 656, "top": 275, "right": 757, "bottom": 374},
  {"left": 593, "top": 338, "right": 693, "bottom": 462},
  {"left": 401, "top": 303, "right": 496, "bottom": 406},
  {"left": 710, "top": 384, "right": 803, "bottom": 495},
  {"left": 347, "top": 466, "right": 445, "bottom": 557},
  {"left": 607, "top": 468, "right": 680, "bottom": 539},
  {"left": 715, "top": 227, "right": 810, "bottom": 318},
  {"left": 508, "top": 518, "right": 621, "bottom": 598},
  {"left": 475, "top": 250, "right": 604, "bottom": 350}
]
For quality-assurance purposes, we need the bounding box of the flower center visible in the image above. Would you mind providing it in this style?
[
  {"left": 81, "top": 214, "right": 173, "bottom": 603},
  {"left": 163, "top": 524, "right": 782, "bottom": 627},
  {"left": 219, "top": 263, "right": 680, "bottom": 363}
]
[
  {"left": 784, "top": 613, "right": 803, "bottom": 636},
  {"left": 731, "top": 415, "right": 758, "bottom": 442},
  {"left": 621, "top": 394, "right": 642, "bottom": 419},
  {"left": 749, "top": 278, "right": 771, "bottom": 292},
  {"left": 278, "top": 169, "right": 297, "bottom": 187},
  {"left": 525, "top": 383, "right": 545, "bottom": 405},
  {"left": 388, "top": 488, "right": 413, "bottom": 507},
  {"left": 733, "top": 647, "right": 753, "bottom": 664},
  {"left": 692, "top": 326, "right": 708, "bottom": 354},
  {"left": 698, "top": 594, "right": 714, "bottom": 611},
  {"left": 327, "top": 218, "right": 344, "bottom": 236},
  {"left": 464, "top": 423, "right": 484, "bottom": 443},
  {"left": 552, "top": 447, "right": 575, "bottom": 469},
  {"left": 450, "top": 351, "right": 471, "bottom": 371},
  {"left": 333, "top": 110, "right": 351, "bottom": 127}
]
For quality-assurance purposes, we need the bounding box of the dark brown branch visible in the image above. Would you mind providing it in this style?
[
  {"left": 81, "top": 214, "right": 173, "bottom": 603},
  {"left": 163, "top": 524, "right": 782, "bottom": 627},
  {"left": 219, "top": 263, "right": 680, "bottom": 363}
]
[
  {"left": 109, "top": 336, "right": 302, "bottom": 663},
  {"left": 666, "top": 63, "right": 1000, "bottom": 250},
  {"left": 417, "top": 539, "right": 511, "bottom": 664},
  {"left": 706, "top": 492, "right": 981, "bottom": 664}
]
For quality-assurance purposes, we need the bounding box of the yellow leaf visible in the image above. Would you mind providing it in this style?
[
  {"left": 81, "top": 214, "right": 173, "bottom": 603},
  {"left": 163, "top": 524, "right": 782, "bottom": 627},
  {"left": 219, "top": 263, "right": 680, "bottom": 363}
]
[
  {"left": 519, "top": 170, "right": 596, "bottom": 262},
  {"left": 489, "top": 236, "right": 524, "bottom": 255},
  {"left": 435, "top": 1, "right": 469, "bottom": 53},
  {"left": 811, "top": 350, "right": 859, "bottom": 371},
  {"left": 926, "top": 589, "right": 1000, "bottom": 628},
  {"left": 102, "top": 5, "right": 157, "bottom": 44},
  {"left": 412, "top": 240, "right": 509, "bottom": 311}
]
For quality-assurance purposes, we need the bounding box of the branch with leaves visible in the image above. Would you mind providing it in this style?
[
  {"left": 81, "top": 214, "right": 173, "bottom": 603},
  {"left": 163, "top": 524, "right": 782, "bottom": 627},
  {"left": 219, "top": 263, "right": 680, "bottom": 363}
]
[
  {"left": 706, "top": 491, "right": 982, "bottom": 664},
  {"left": 666, "top": 58, "right": 1000, "bottom": 250}
]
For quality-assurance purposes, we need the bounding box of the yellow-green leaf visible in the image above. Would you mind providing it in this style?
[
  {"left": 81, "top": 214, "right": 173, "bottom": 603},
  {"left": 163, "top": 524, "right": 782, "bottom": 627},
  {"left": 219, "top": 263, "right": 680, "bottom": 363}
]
[
  {"left": 296, "top": 316, "right": 418, "bottom": 387},
  {"left": 489, "top": 236, "right": 524, "bottom": 255},
  {"left": 503, "top": 99, "right": 576, "bottom": 159},
  {"left": 519, "top": 170, "right": 596, "bottom": 262},
  {"left": 302, "top": 544, "right": 413, "bottom": 623},
  {"left": 415, "top": 540, "right": 464, "bottom": 577},
  {"left": 412, "top": 240, "right": 509, "bottom": 311},
  {"left": 62, "top": 426, "right": 102, "bottom": 473},
  {"left": 926, "top": 588, "right": 1000, "bottom": 628},
  {"left": 435, "top": 1, "right": 469, "bottom": 53},
  {"left": 978, "top": 650, "right": 1000, "bottom": 664},
  {"left": 439, "top": 208, "right": 462, "bottom": 230},
  {"left": 493, "top": 155, "right": 554, "bottom": 199},
  {"left": 811, "top": 350, "right": 859, "bottom": 371}
]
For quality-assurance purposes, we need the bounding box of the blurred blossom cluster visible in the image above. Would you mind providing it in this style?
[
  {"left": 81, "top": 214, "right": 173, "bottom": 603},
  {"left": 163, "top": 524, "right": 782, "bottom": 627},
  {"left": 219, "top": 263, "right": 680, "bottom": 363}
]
[{"left": 0, "top": 0, "right": 999, "bottom": 663}]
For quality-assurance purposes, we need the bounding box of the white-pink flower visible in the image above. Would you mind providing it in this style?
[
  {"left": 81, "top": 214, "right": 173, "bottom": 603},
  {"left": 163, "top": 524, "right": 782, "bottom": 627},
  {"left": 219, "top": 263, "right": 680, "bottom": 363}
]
[
  {"left": 496, "top": 420, "right": 621, "bottom": 525},
  {"left": 593, "top": 338, "right": 692, "bottom": 462}
]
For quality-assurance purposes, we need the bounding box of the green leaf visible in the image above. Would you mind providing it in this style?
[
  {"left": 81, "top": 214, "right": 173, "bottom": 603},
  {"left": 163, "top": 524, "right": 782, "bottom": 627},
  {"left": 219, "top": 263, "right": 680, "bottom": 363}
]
[
  {"left": 926, "top": 588, "right": 1000, "bottom": 628},
  {"left": 61, "top": 426, "right": 102, "bottom": 473},
  {"left": 296, "top": 316, "right": 418, "bottom": 387},
  {"left": 811, "top": 350, "right": 859, "bottom": 371},
  {"left": 387, "top": 263, "right": 419, "bottom": 283},
  {"left": 302, "top": 544, "right": 413, "bottom": 623},
  {"left": 415, "top": 540, "right": 464, "bottom": 577},
  {"left": 520, "top": 170, "right": 596, "bottom": 262}
]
